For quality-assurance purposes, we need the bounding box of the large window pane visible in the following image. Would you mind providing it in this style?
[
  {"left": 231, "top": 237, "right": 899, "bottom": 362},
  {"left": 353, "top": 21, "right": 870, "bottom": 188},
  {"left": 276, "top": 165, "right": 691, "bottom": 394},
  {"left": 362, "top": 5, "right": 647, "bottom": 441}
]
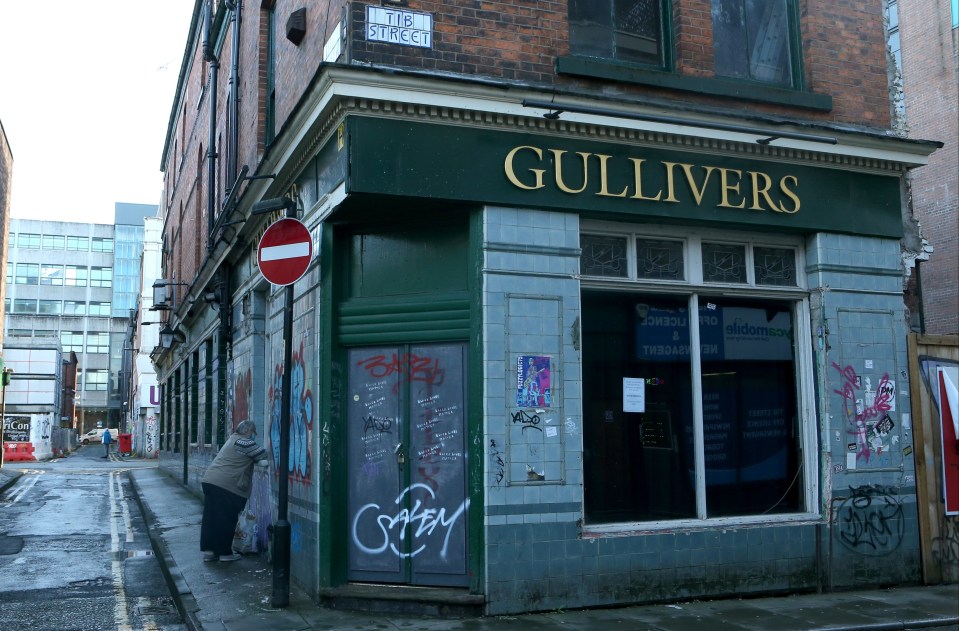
[
  {"left": 38, "top": 300, "right": 62, "bottom": 315},
  {"left": 570, "top": 0, "right": 665, "bottom": 66},
  {"left": 42, "top": 235, "right": 65, "bottom": 249},
  {"left": 699, "top": 298, "right": 801, "bottom": 517},
  {"left": 18, "top": 233, "right": 40, "bottom": 248},
  {"left": 15, "top": 263, "right": 39, "bottom": 284},
  {"left": 583, "top": 291, "right": 696, "bottom": 522},
  {"left": 40, "top": 264, "right": 64, "bottom": 285},
  {"left": 65, "top": 266, "right": 88, "bottom": 287},
  {"left": 712, "top": 0, "right": 793, "bottom": 86}
]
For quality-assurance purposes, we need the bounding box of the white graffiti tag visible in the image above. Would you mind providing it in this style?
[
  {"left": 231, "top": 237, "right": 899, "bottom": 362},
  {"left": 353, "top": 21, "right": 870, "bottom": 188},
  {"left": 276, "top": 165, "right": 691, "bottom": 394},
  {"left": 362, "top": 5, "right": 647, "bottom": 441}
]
[{"left": 352, "top": 483, "right": 469, "bottom": 559}]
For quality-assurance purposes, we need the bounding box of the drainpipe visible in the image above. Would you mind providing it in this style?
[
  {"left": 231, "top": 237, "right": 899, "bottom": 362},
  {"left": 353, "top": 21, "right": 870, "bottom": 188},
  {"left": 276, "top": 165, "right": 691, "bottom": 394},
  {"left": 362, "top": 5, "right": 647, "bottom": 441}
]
[
  {"left": 224, "top": 0, "right": 241, "bottom": 186},
  {"left": 203, "top": 0, "right": 219, "bottom": 249}
]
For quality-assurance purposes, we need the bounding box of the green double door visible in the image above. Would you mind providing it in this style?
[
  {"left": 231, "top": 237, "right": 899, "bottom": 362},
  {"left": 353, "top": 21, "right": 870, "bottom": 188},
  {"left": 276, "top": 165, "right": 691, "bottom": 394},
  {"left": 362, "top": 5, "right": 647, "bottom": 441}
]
[{"left": 346, "top": 343, "right": 469, "bottom": 587}]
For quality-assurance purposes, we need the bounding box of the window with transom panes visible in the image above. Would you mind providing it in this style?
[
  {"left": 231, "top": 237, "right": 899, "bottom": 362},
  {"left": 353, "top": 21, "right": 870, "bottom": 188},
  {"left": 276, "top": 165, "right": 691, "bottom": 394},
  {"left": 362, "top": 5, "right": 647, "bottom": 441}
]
[{"left": 579, "top": 224, "right": 814, "bottom": 525}]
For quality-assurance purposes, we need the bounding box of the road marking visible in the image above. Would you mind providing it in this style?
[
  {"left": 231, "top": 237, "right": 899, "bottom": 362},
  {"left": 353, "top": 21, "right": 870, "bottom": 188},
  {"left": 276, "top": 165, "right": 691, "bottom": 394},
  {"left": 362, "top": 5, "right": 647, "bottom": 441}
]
[
  {"left": 109, "top": 471, "right": 133, "bottom": 630},
  {"left": 0, "top": 471, "right": 41, "bottom": 506}
]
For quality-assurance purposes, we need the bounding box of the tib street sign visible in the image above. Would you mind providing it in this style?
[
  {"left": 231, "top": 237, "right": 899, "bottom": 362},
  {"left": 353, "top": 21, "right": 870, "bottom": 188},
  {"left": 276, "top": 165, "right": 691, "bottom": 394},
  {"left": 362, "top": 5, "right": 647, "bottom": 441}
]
[{"left": 257, "top": 218, "right": 313, "bottom": 286}]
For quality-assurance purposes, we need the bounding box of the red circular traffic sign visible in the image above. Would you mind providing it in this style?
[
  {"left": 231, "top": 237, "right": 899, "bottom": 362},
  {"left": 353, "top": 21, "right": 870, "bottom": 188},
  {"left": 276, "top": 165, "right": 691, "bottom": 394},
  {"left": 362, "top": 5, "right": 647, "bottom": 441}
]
[{"left": 257, "top": 218, "right": 313, "bottom": 286}]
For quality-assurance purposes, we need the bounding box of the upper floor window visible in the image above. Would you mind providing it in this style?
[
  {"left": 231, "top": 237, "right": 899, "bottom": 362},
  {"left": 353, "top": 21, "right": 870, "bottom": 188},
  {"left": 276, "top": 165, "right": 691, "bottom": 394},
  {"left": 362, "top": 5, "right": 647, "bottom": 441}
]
[
  {"left": 15, "top": 263, "right": 39, "bottom": 285},
  {"left": 13, "top": 298, "right": 37, "bottom": 314},
  {"left": 569, "top": 0, "right": 667, "bottom": 68},
  {"left": 90, "top": 267, "right": 113, "bottom": 288},
  {"left": 42, "top": 235, "right": 65, "bottom": 249},
  {"left": 91, "top": 237, "right": 114, "bottom": 253},
  {"left": 61, "top": 331, "right": 84, "bottom": 352},
  {"left": 38, "top": 299, "right": 62, "bottom": 315},
  {"left": 17, "top": 233, "right": 41, "bottom": 248},
  {"left": 711, "top": 0, "right": 795, "bottom": 86},
  {"left": 67, "top": 236, "right": 89, "bottom": 251},
  {"left": 88, "top": 301, "right": 112, "bottom": 317},
  {"left": 65, "top": 266, "right": 88, "bottom": 287},
  {"left": 41, "top": 264, "right": 64, "bottom": 286}
]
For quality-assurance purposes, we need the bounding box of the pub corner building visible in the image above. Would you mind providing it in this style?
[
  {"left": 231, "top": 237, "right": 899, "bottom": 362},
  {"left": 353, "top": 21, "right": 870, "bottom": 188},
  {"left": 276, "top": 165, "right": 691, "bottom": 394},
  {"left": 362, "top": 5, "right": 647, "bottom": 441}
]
[{"left": 152, "top": 1, "right": 949, "bottom": 616}]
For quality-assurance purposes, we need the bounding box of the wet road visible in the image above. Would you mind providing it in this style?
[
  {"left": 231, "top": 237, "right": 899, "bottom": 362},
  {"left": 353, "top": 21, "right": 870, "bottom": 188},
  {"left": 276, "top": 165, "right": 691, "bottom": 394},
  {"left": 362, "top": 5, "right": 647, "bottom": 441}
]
[{"left": 0, "top": 447, "right": 185, "bottom": 630}]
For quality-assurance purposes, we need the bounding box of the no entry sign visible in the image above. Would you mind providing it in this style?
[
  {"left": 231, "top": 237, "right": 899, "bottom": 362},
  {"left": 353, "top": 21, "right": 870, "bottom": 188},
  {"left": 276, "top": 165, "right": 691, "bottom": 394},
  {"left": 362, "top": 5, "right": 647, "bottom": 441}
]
[{"left": 257, "top": 218, "right": 313, "bottom": 286}]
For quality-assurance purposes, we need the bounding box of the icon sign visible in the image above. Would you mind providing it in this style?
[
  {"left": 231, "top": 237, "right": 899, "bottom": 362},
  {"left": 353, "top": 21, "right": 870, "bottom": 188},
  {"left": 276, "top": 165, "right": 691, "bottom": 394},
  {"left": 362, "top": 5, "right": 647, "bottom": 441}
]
[{"left": 257, "top": 218, "right": 313, "bottom": 286}]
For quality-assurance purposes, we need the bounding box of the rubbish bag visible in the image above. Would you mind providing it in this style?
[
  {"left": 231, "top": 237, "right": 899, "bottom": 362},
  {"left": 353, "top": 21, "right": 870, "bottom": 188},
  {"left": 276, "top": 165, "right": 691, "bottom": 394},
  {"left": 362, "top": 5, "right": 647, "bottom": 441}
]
[{"left": 233, "top": 510, "right": 258, "bottom": 554}]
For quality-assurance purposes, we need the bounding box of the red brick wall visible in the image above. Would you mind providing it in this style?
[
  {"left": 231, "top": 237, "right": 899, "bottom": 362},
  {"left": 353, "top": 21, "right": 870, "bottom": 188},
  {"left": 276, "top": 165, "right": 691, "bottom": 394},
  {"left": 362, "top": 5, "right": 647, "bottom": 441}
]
[
  {"left": 349, "top": 0, "right": 892, "bottom": 126},
  {"left": 899, "top": 0, "right": 958, "bottom": 334}
]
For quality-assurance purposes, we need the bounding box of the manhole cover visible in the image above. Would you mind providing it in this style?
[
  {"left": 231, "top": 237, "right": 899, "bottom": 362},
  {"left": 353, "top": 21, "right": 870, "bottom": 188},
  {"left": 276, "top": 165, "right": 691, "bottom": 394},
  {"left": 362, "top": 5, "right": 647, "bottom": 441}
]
[{"left": 0, "top": 535, "right": 24, "bottom": 555}]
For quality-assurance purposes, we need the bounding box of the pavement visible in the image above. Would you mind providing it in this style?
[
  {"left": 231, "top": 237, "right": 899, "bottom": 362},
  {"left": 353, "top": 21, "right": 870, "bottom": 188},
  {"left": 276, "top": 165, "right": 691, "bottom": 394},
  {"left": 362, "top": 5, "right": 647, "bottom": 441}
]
[{"left": 2, "top": 463, "right": 958, "bottom": 631}]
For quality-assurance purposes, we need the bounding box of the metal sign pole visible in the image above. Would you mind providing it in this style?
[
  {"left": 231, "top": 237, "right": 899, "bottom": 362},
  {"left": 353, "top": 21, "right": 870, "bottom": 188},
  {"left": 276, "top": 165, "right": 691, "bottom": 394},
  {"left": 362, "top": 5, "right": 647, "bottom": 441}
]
[{"left": 271, "top": 200, "right": 296, "bottom": 608}]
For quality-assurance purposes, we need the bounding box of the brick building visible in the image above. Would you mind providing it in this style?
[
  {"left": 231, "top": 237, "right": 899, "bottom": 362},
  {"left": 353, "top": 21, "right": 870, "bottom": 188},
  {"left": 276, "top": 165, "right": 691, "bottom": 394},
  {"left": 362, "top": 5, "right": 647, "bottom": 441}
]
[
  {"left": 897, "top": 0, "right": 958, "bottom": 334},
  {"left": 153, "top": 0, "right": 942, "bottom": 615}
]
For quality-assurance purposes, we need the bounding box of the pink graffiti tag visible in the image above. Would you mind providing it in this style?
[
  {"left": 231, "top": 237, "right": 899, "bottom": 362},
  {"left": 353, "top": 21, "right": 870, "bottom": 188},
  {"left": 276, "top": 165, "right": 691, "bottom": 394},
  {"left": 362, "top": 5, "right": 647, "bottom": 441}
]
[{"left": 832, "top": 363, "right": 894, "bottom": 463}]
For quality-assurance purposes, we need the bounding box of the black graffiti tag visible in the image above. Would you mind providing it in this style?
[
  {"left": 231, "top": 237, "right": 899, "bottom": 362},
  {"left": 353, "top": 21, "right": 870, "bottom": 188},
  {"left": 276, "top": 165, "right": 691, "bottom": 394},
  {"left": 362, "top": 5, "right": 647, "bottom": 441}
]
[
  {"left": 835, "top": 485, "right": 904, "bottom": 556},
  {"left": 511, "top": 410, "right": 542, "bottom": 433}
]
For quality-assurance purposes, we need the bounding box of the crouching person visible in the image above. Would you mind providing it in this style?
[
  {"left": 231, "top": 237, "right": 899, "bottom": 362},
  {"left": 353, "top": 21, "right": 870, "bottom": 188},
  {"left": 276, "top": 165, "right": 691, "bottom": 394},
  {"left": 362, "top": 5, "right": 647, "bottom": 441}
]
[{"left": 200, "top": 420, "right": 268, "bottom": 562}]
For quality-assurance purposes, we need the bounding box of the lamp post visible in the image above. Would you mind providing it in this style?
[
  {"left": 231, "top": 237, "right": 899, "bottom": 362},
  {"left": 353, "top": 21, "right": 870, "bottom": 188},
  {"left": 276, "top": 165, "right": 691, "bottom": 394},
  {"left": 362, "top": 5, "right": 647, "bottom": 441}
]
[{"left": 0, "top": 367, "right": 14, "bottom": 469}]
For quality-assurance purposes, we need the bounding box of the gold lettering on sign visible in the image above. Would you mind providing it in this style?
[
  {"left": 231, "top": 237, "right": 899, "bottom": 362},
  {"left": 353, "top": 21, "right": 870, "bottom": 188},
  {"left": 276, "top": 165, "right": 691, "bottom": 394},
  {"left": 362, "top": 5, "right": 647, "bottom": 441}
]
[
  {"left": 502, "top": 144, "right": 802, "bottom": 215},
  {"left": 504, "top": 146, "right": 545, "bottom": 190}
]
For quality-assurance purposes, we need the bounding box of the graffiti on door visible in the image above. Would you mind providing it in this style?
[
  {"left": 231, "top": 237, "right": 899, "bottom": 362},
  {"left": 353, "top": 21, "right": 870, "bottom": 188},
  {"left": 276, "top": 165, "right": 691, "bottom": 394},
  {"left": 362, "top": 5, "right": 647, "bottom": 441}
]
[
  {"left": 270, "top": 341, "right": 314, "bottom": 483},
  {"left": 352, "top": 482, "right": 470, "bottom": 559}
]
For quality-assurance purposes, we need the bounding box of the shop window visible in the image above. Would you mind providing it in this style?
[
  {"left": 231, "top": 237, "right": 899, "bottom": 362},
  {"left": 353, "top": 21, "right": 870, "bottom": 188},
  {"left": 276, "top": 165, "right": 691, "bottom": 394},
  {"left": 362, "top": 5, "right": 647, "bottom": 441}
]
[
  {"left": 753, "top": 246, "right": 796, "bottom": 286},
  {"left": 15, "top": 263, "right": 39, "bottom": 284},
  {"left": 90, "top": 267, "right": 112, "bottom": 288},
  {"left": 41, "top": 264, "right": 65, "bottom": 286},
  {"left": 67, "top": 236, "right": 89, "bottom": 251},
  {"left": 38, "top": 300, "right": 62, "bottom": 315},
  {"left": 17, "top": 233, "right": 40, "bottom": 248},
  {"left": 711, "top": 0, "right": 795, "bottom": 86},
  {"left": 569, "top": 0, "right": 668, "bottom": 68},
  {"left": 636, "top": 238, "right": 685, "bottom": 280},
  {"left": 42, "top": 235, "right": 65, "bottom": 249},
  {"left": 65, "top": 266, "right": 88, "bottom": 286},
  {"left": 581, "top": 234, "right": 629, "bottom": 277},
  {"left": 581, "top": 227, "right": 809, "bottom": 525},
  {"left": 702, "top": 242, "right": 747, "bottom": 283}
]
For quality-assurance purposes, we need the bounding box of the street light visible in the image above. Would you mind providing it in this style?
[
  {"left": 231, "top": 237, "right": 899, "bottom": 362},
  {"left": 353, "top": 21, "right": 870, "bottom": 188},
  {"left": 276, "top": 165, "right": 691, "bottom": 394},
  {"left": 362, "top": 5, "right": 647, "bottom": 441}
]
[{"left": 0, "top": 367, "right": 15, "bottom": 469}]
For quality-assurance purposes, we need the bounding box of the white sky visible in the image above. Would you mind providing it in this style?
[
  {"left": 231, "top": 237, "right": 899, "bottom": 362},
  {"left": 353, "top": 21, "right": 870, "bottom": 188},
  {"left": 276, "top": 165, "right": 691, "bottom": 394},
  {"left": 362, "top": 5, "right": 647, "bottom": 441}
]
[{"left": 0, "top": 1, "right": 196, "bottom": 224}]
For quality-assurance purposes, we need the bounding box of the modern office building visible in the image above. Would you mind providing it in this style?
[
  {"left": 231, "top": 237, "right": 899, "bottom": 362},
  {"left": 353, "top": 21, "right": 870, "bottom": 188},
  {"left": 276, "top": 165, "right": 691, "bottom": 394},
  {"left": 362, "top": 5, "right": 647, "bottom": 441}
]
[
  {"left": 152, "top": 0, "right": 944, "bottom": 616},
  {"left": 4, "top": 204, "right": 156, "bottom": 433}
]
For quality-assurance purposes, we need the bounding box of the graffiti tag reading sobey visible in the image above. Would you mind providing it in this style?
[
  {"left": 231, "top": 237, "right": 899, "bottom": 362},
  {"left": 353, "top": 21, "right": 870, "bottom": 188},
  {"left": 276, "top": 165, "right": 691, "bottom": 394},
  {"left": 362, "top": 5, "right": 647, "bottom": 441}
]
[{"left": 352, "top": 483, "right": 469, "bottom": 559}]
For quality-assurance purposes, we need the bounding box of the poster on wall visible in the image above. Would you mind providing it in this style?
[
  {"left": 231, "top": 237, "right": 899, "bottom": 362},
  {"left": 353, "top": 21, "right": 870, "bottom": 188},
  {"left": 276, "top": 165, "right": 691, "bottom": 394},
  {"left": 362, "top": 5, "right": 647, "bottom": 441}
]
[
  {"left": 938, "top": 367, "right": 958, "bottom": 515},
  {"left": 516, "top": 355, "right": 551, "bottom": 408}
]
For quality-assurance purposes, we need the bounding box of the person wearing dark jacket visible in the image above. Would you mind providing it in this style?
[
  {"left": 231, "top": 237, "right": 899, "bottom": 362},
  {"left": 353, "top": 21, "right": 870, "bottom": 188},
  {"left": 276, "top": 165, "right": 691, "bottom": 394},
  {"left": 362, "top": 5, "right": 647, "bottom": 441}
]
[{"left": 200, "top": 420, "right": 267, "bottom": 562}]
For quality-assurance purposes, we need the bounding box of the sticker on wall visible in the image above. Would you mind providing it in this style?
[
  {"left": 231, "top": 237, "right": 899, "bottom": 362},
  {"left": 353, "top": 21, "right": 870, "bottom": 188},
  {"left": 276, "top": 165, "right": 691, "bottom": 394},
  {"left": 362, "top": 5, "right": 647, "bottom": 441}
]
[
  {"left": 516, "top": 355, "right": 551, "bottom": 408},
  {"left": 903, "top": 445, "right": 913, "bottom": 457},
  {"left": 846, "top": 452, "right": 857, "bottom": 470},
  {"left": 865, "top": 360, "right": 874, "bottom": 369}
]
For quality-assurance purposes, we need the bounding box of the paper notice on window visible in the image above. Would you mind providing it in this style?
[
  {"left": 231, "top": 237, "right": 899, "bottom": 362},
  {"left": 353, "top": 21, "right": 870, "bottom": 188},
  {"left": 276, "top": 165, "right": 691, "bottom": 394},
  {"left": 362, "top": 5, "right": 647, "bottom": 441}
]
[{"left": 623, "top": 378, "right": 646, "bottom": 413}]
